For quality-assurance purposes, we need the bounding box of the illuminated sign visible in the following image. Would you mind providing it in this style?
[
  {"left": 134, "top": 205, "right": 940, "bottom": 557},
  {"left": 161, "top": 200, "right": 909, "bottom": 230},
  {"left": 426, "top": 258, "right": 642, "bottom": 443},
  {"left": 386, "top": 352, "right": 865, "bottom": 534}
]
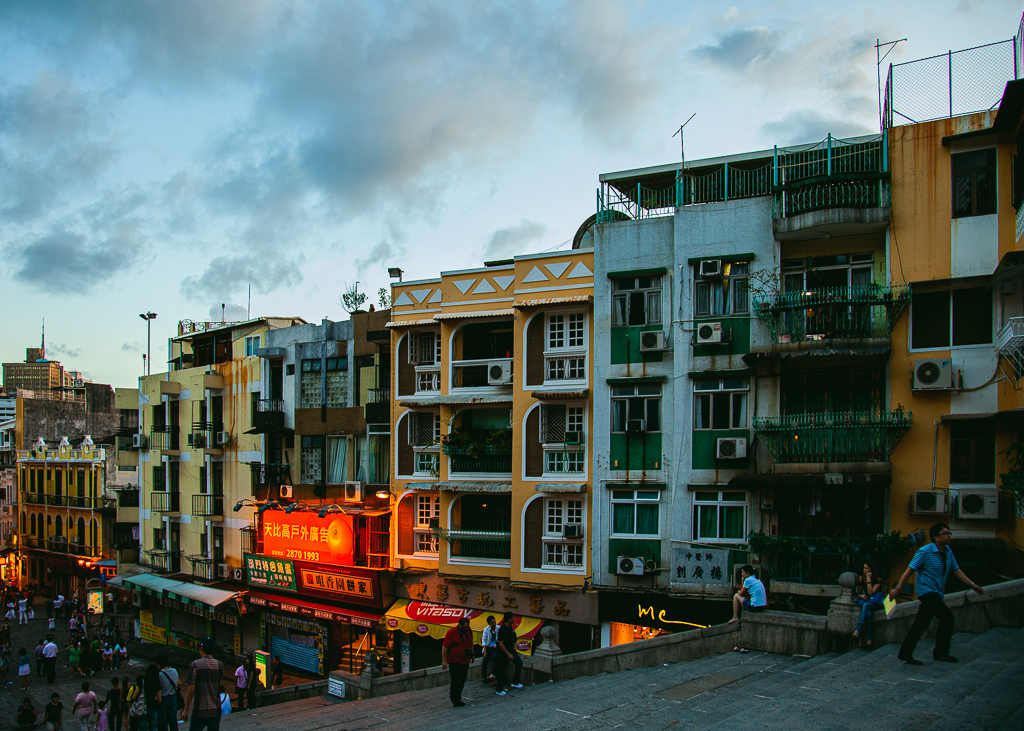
[
  {"left": 244, "top": 554, "right": 297, "bottom": 592},
  {"left": 86, "top": 589, "right": 104, "bottom": 615},
  {"left": 262, "top": 512, "right": 353, "bottom": 564},
  {"left": 300, "top": 569, "right": 373, "bottom": 600}
]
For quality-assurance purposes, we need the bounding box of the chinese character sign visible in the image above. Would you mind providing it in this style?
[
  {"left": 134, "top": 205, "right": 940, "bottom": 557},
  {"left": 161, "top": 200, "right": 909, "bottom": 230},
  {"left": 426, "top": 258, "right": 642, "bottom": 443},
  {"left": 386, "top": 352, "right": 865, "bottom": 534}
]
[
  {"left": 300, "top": 569, "right": 373, "bottom": 599},
  {"left": 262, "top": 512, "right": 353, "bottom": 564},
  {"left": 671, "top": 545, "right": 729, "bottom": 586},
  {"left": 245, "top": 554, "right": 297, "bottom": 592}
]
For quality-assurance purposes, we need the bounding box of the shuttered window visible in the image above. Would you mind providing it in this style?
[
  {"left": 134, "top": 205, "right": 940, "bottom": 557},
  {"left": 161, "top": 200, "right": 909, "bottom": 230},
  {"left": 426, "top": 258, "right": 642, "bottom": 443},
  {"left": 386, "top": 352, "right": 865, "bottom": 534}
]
[
  {"left": 525, "top": 408, "right": 542, "bottom": 477},
  {"left": 526, "top": 313, "right": 545, "bottom": 386},
  {"left": 523, "top": 499, "right": 543, "bottom": 568},
  {"left": 397, "top": 494, "right": 415, "bottom": 556}
]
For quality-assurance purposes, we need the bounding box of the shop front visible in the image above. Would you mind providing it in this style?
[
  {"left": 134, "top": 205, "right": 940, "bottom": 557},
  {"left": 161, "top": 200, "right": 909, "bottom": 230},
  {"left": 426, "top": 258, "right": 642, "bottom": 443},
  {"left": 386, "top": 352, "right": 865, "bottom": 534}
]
[{"left": 598, "top": 591, "right": 730, "bottom": 647}]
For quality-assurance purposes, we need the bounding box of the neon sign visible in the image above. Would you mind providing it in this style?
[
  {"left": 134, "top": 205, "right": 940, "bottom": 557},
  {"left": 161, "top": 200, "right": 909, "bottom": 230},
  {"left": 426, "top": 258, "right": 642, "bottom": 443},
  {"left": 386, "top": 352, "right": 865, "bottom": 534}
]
[{"left": 262, "top": 512, "right": 353, "bottom": 564}]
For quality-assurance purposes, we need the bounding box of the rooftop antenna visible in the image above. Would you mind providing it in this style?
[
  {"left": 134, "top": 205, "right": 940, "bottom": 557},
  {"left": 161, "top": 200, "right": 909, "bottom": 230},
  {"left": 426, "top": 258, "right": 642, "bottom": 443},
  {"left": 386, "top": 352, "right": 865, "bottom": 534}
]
[
  {"left": 876, "top": 38, "right": 907, "bottom": 129},
  {"left": 673, "top": 113, "right": 697, "bottom": 171},
  {"left": 221, "top": 303, "right": 226, "bottom": 323},
  {"left": 41, "top": 318, "right": 45, "bottom": 357}
]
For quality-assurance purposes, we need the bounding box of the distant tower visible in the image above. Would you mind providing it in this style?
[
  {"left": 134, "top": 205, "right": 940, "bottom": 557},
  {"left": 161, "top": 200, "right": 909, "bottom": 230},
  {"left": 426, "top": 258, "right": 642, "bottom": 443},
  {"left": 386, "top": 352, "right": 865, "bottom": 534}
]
[{"left": 41, "top": 318, "right": 45, "bottom": 359}]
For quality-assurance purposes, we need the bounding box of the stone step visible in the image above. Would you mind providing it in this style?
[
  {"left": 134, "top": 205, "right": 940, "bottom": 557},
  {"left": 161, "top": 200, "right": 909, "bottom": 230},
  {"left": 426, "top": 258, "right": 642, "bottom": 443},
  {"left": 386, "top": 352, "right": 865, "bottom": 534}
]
[
  {"left": 924, "top": 653, "right": 1024, "bottom": 731},
  {"left": 996, "top": 706, "right": 1024, "bottom": 731}
]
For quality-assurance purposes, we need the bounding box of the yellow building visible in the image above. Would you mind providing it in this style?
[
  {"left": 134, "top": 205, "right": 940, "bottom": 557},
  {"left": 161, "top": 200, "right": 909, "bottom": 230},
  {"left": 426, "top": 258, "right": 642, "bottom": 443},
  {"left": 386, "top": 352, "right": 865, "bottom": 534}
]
[{"left": 386, "top": 250, "right": 599, "bottom": 666}]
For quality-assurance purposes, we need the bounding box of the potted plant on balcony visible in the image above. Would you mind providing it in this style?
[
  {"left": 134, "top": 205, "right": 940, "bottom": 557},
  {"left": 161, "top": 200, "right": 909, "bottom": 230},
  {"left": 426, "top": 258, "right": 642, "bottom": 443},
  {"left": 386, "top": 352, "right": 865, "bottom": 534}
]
[{"left": 999, "top": 441, "right": 1024, "bottom": 517}]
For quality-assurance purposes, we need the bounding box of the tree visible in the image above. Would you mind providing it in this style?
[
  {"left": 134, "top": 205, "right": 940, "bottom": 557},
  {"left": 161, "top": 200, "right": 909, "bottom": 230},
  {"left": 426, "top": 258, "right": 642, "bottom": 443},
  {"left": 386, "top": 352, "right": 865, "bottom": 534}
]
[
  {"left": 340, "top": 282, "right": 367, "bottom": 313},
  {"left": 378, "top": 288, "right": 392, "bottom": 309}
]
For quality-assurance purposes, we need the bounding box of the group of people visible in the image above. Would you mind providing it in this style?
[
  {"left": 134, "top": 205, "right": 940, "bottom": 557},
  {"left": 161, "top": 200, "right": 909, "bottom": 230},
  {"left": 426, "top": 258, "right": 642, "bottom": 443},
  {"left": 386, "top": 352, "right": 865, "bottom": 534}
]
[{"left": 441, "top": 611, "right": 524, "bottom": 707}]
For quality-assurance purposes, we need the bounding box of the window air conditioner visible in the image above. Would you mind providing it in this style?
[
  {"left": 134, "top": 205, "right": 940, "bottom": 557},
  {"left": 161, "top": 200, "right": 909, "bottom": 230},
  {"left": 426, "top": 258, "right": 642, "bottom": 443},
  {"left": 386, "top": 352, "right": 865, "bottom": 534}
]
[
  {"left": 912, "top": 490, "right": 947, "bottom": 514},
  {"left": 639, "top": 331, "right": 669, "bottom": 352},
  {"left": 913, "top": 359, "right": 954, "bottom": 390},
  {"left": 700, "top": 260, "right": 722, "bottom": 277},
  {"left": 562, "top": 524, "right": 584, "bottom": 539},
  {"left": 716, "top": 437, "right": 747, "bottom": 459},
  {"left": 132, "top": 433, "right": 148, "bottom": 449},
  {"left": 626, "top": 419, "right": 646, "bottom": 433},
  {"left": 563, "top": 431, "right": 583, "bottom": 445},
  {"left": 279, "top": 485, "right": 293, "bottom": 499},
  {"left": 232, "top": 568, "right": 244, "bottom": 581},
  {"left": 487, "top": 361, "right": 513, "bottom": 385},
  {"left": 428, "top": 516, "right": 440, "bottom": 529},
  {"left": 616, "top": 556, "right": 645, "bottom": 576},
  {"left": 696, "top": 322, "right": 723, "bottom": 344},
  {"left": 343, "top": 481, "right": 364, "bottom": 503},
  {"left": 218, "top": 563, "right": 232, "bottom": 579},
  {"left": 215, "top": 431, "right": 231, "bottom": 445},
  {"left": 954, "top": 487, "right": 998, "bottom": 519}
]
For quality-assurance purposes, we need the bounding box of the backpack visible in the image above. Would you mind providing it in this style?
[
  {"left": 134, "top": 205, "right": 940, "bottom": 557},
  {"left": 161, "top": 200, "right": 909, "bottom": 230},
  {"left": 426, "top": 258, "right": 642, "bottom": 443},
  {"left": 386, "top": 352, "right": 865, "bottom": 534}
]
[{"left": 127, "top": 686, "right": 146, "bottom": 718}]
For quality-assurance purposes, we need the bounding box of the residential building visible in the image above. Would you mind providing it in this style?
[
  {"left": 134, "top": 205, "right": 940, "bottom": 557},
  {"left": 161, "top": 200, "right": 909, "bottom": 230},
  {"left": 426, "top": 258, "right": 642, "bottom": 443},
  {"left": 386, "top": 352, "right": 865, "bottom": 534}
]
[{"left": 385, "top": 250, "right": 598, "bottom": 670}]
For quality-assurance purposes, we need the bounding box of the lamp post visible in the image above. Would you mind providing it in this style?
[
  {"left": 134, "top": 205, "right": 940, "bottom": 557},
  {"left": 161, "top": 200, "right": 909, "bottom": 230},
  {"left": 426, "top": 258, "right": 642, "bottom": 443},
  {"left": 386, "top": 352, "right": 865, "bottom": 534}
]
[{"left": 139, "top": 312, "right": 157, "bottom": 376}]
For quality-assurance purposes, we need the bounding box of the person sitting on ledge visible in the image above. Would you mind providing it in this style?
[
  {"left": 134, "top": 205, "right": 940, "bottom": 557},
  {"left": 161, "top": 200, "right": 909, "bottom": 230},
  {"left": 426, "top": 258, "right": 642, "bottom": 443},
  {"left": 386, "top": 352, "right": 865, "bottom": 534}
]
[
  {"left": 729, "top": 565, "right": 767, "bottom": 623},
  {"left": 853, "top": 561, "right": 886, "bottom": 647}
]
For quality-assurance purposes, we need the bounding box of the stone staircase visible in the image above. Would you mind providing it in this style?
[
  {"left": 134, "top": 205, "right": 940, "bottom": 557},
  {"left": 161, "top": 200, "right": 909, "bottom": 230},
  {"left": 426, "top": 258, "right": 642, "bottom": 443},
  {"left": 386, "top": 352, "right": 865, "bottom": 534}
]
[{"left": 223, "top": 626, "right": 1024, "bottom": 730}]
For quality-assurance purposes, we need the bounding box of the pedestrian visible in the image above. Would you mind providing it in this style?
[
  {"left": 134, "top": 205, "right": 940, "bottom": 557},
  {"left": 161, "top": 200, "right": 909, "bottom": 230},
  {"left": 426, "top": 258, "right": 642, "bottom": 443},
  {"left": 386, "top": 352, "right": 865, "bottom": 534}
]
[
  {"left": 156, "top": 654, "right": 179, "bottom": 731},
  {"left": 120, "top": 675, "right": 131, "bottom": 731},
  {"left": 72, "top": 681, "right": 98, "bottom": 731},
  {"left": 245, "top": 659, "right": 261, "bottom": 711},
  {"left": 43, "top": 635, "right": 59, "bottom": 684},
  {"left": 493, "top": 611, "right": 524, "bottom": 696},
  {"left": 852, "top": 561, "right": 886, "bottom": 647},
  {"left": 18, "top": 646, "right": 31, "bottom": 690},
  {"left": 889, "top": 522, "right": 986, "bottom": 665},
  {"left": 126, "top": 675, "right": 145, "bottom": 731},
  {"left": 105, "top": 678, "right": 122, "bottom": 731},
  {"left": 232, "top": 660, "right": 247, "bottom": 711},
  {"left": 181, "top": 638, "right": 225, "bottom": 731},
  {"left": 18, "top": 595, "right": 29, "bottom": 625},
  {"left": 270, "top": 656, "right": 283, "bottom": 690},
  {"left": 440, "top": 616, "right": 474, "bottom": 707},
  {"left": 36, "top": 639, "right": 46, "bottom": 677},
  {"left": 95, "top": 701, "right": 109, "bottom": 731},
  {"left": 480, "top": 614, "right": 498, "bottom": 683},
  {"left": 144, "top": 664, "right": 163, "bottom": 731},
  {"left": 69, "top": 641, "right": 84, "bottom": 678},
  {"left": 44, "top": 692, "right": 63, "bottom": 731},
  {"left": 17, "top": 697, "right": 37, "bottom": 728},
  {"left": 217, "top": 685, "right": 231, "bottom": 716},
  {"left": 729, "top": 564, "right": 768, "bottom": 622}
]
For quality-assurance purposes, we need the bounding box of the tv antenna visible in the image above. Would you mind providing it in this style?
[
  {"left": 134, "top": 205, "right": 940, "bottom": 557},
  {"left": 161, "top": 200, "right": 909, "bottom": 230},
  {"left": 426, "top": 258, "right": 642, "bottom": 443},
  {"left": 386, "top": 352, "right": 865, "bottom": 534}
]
[
  {"left": 673, "top": 113, "right": 697, "bottom": 170},
  {"left": 876, "top": 38, "right": 907, "bottom": 129}
]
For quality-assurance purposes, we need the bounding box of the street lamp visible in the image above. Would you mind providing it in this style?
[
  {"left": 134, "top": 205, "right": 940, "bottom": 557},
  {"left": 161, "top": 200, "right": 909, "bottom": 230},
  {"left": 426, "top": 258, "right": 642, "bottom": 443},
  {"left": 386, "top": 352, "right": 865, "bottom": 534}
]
[
  {"left": 387, "top": 268, "right": 403, "bottom": 282},
  {"left": 139, "top": 312, "right": 157, "bottom": 376}
]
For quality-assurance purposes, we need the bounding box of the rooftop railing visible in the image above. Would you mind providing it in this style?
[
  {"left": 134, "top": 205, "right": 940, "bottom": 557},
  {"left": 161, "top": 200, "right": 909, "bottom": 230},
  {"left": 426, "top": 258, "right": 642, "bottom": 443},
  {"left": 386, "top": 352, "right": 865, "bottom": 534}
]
[
  {"left": 753, "top": 409, "right": 912, "bottom": 464},
  {"left": 752, "top": 284, "right": 911, "bottom": 342}
]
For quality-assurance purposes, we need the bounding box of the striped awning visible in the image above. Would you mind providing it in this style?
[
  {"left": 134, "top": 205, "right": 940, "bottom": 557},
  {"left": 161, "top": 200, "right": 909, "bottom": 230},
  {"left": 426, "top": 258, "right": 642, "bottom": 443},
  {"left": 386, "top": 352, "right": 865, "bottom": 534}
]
[
  {"left": 534, "top": 483, "right": 587, "bottom": 493},
  {"left": 383, "top": 599, "right": 543, "bottom": 653},
  {"left": 434, "top": 309, "right": 514, "bottom": 321},
  {"left": 515, "top": 294, "right": 593, "bottom": 308},
  {"left": 531, "top": 389, "right": 588, "bottom": 400},
  {"left": 405, "top": 481, "right": 512, "bottom": 493},
  {"left": 385, "top": 318, "right": 438, "bottom": 328}
]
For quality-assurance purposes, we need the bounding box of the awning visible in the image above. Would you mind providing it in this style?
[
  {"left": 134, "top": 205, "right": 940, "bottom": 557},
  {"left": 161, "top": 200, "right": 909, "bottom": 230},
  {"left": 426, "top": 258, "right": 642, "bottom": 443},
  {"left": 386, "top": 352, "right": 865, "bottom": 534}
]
[
  {"left": 165, "top": 582, "right": 238, "bottom": 610},
  {"left": 400, "top": 395, "right": 513, "bottom": 407},
  {"left": 244, "top": 590, "right": 382, "bottom": 627},
  {"left": 410, "top": 481, "right": 512, "bottom": 493},
  {"left": 515, "top": 294, "right": 593, "bottom": 308},
  {"left": 107, "top": 564, "right": 152, "bottom": 588},
  {"left": 386, "top": 318, "right": 438, "bottom": 328},
  {"left": 535, "top": 483, "right": 587, "bottom": 493},
  {"left": 383, "top": 599, "right": 543, "bottom": 652},
  {"left": 121, "top": 573, "right": 183, "bottom": 597},
  {"left": 434, "top": 309, "right": 514, "bottom": 321},
  {"left": 531, "top": 389, "right": 588, "bottom": 400}
]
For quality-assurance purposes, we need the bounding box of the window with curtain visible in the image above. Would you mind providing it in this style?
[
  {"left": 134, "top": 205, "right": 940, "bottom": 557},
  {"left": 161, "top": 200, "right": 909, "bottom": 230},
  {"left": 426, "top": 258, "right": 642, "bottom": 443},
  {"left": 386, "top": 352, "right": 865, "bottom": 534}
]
[
  {"left": 326, "top": 436, "right": 348, "bottom": 484},
  {"left": 693, "top": 491, "right": 747, "bottom": 541},
  {"left": 367, "top": 432, "right": 390, "bottom": 485},
  {"left": 693, "top": 377, "right": 749, "bottom": 430},
  {"left": 611, "top": 490, "right": 660, "bottom": 536}
]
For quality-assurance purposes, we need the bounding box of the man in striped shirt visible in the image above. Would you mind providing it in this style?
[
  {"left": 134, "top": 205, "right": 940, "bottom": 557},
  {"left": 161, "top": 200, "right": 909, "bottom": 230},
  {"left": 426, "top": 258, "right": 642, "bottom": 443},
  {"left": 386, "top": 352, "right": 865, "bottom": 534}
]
[{"left": 889, "top": 523, "right": 985, "bottom": 665}]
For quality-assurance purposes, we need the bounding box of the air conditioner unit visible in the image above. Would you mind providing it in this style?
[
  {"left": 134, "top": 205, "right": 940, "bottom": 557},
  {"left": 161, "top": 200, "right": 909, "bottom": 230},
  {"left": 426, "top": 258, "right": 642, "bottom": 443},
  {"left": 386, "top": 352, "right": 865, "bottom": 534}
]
[
  {"left": 343, "top": 481, "right": 364, "bottom": 503},
  {"left": 279, "top": 485, "right": 293, "bottom": 499},
  {"left": 639, "top": 331, "right": 669, "bottom": 352},
  {"left": 760, "top": 491, "right": 774, "bottom": 510},
  {"left": 218, "top": 563, "right": 232, "bottom": 579},
  {"left": 716, "top": 437, "right": 747, "bottom": 459},
  {"left": 696, "top": 322, "right": 723, "bottom": 344},
  {"left": 233, "top": 568, "right": 244, "bottom": 581},
  {"left": 912, "top": 490, "right": 947, "bottom": 514},
  {"left": 626, "top": 419, "right": 646, "bottom": 433},
  {"left": 954, "top": 487, "right": 998, "bottom": 519},
  {"left": 215, "top": 431, "right": 231, "bottom": 446},
  {"left": 132, "top": 433, "right": 148, "bottom": 449},
  {"left": 913, "top": 359, "right": 954, "bottom": 390},
  {"left": 617, "top": 556, "right": 645, "bottom": 576},
  {"left": 562, "top": 524, "right": 584, "bottom": 539},
  {"left": 700, "top": 259, "right": 722, "bottom": 277},
  {"left": 563, "top": 431, "right": 583, "bottom": 445},
  {"left": 732, "top": 566, "right": 747, "bottom": 587},
  {"left": 487, "top": 361, "right": 513, "bottom": 385},
  {"left": 428, "top": 516, "right": 440, "bottom": 529}
]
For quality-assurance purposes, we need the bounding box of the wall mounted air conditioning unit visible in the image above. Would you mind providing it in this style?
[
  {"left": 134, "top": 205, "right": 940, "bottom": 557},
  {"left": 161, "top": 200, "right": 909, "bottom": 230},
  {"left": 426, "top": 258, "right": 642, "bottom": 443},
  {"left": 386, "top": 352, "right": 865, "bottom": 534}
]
[
  {"left": 279, "top": 485, "right": 293, "bottom": 499},
  {"left": 617, "top": 556, "right": 645, "bottom": 576},
  {"left": 912, "top": 490, "right": 947, "bottom": 514},
  {"left": 639, "top": 331, "right": 670, "bottom": 352},
  {"left": 696, "top": 322, "right": 723, "bottom": 344},
  {"left": 700, "top": 259, "right": 722, "bottom": 277},
  {"left": 760, "top": 491, "right": 774, "bottom": 510},
  {"left": 562, "top": 524, "right": 584, "bottom": 539},
  {"left": 487, "top": 361, "right": 513, "bottom": 385},
  {"left": 716, "top": 437, "right": 747, "bottom": 459},
  {"left": 626, "top": 419, "right": 646, "bottom": 433},
  {"left": 132, "top": 433, "right": 148, "bottom": 449},
  {"left": 954, "top": 487, "right": 998, "bottom": 519},
  {"left": 913, "top": 359, "right": 954, "bottom": 390},
  {"left": 232, "top": 568, "right": 244, "bottom": 581},
  {"left": 563, "top": 431, "right": 583, "bottom": 446},
  {"left": 215, "top": 431, "right": 231, "bottom": 446},
  {"left": 218, "top": 563, "right": 232, "bottom": 579},
  {"left": 343, "top": 481, "right": 364, "bottom": 503},
  {"left": 732, "top": 566, "right": 747, "bottom": 587}
]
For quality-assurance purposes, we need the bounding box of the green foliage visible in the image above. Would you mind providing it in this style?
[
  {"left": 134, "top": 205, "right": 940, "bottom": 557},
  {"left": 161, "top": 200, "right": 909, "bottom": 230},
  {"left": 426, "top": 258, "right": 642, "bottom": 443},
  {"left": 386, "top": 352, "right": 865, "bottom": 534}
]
[
  {"left": 441, "top": 426, "right": 513, "bottom": 457},
  {"left": 746, "top": 531, "right": 912, "bottom": 556}
]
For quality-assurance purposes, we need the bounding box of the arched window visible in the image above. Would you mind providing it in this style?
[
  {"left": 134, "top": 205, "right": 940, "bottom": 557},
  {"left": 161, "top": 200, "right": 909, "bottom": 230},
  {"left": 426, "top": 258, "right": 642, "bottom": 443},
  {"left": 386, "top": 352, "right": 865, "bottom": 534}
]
[
  {"left": 30, "top": 514, "right": 36, "bottom": 536},
  {"left": 90, "top": 519, "right": 98, "bottom": 547},
  {"left": 78, "top": 517, "right": 86, "bottom": 545},
  {"left": 54, "top": 515, "right": 63, "bottom": 537},
  {"left": 21, "top": 512, "right": 27, "bottom": 534}
]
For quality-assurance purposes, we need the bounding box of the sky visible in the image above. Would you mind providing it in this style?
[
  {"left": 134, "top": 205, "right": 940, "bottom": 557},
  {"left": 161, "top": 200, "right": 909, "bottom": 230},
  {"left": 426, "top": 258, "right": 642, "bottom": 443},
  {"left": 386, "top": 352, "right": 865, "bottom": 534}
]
[{"left": 0, "top": 0, "right": 1020, "bottom": 390}]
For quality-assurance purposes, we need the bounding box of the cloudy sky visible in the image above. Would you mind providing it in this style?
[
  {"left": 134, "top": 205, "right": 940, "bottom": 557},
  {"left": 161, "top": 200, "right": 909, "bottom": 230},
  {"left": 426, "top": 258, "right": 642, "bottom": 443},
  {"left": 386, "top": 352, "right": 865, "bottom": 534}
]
[{"left": 0, "top": 0, "right": 1018, "bottom": 388}]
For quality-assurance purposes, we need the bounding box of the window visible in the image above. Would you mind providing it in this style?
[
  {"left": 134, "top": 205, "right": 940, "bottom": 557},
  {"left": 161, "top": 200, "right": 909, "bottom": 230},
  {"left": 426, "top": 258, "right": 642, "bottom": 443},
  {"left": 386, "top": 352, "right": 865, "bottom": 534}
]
[
  {"left": 300, "top": 358, "right": 348, "bottom": 407},
  {"left": 301, "top": 435, "right": 323, "bottom": 484},
  {"left": 612, "top": 276, "right": 662, "bottom": 326},
  {"left": 408, "top": 331, "right": 441, "bottom": 365},
  {"left": 911, "top": 285, "right": 991, "bottom": 349},
  {"left": 542, "top": 405, "right": 585, "bottom": 474},
  {"left": 695, "top": 261, "right": 749, "bottom": 317},
  {"left": 245, "top": 335, "right": 261, "bottom": 357},
  {"left": 548, "top": 313, "right": 585, "bottom": 350},
  {"left": 326, "top": 436, "right": 348, "bottom": 484},
  {"left": 693, "top": 378, "right": 749, "bottom": 430},
  {"left": 545, "top": 312, "right": 586, "bottom": 382},
  {"left": 611, "top": 490, "right": 660, "bottom": 536},
  {"left": 286, "top": 364, "right": 295, "bottom": 376},
  {"left": 543, "top": 498, "right": 584, "bottom": 567},
  {"left": 411, "top": 412, "right": 441, "bottom": 475},
  {"left": 952, "top": 149, "right": 996, "bottom": 218},
  {"left": 693, "top": 491, "right": 747, "bottom": 541},
  {"left": 611, "top": 385, "right": 661, "bottom": 433},
  {"left": 415, "top": 494, "right": 440, "bottom": 554},
  {"left": 950, "top": 420, "right": 995, "bottom": 483}
]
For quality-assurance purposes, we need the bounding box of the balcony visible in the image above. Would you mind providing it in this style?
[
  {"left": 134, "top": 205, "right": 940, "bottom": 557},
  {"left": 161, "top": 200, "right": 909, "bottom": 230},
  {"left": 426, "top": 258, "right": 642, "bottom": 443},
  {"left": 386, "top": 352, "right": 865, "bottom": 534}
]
[
  {"left": 753, "top": 285, "right": 911, "bottom": 344},
  {"left": 252, "top": 399, "right": 286, "bottom": 433},
  {"left": 191, "top": 494, "right": 224, "bottom": 518},
  {"left": 150, "top": 491, "right": 181, "bottom": 513},
  {"left": 20, "top": 493, "right": 116, "bottom": 510},
  {"left": 442, "top": 427, "right": 513, "bottom": 474},
  {"left": 753, "top": 409, "right": 912, "bottom": 465},
  {"left": 748, "top": 532, "right": 912, "bottom": 586},
  {"left": 149, "top": 427, "right": 179, "bottom": 452},
  {"left": 997, "top": 317, "right": 1024, "bottom": 376},
  {"left": 116, "top": 488, "right": 140, "bottom": 508},
  {"left": 143, "top": 549, "right": 181, "bottom": 574},
  {"left": 435, "top": 527, "right": 512, "bottom": 562},
  {"left": 23, "top": 536, "right": 93, "bottom": 556},
  {"left": 116, "top": 544, "right": 140, "bottom": 565},
  {"left": 545, "top": 354, "right": 586, "bottom": 384},
  {"left": 365, "top": 388, "right": 390, "bottom": 425},
  {"left": 187, "top": 556, "right": 215, "bottom": 581},
  {"left": 250, "top": 463, "right": 293, "bottom": 492},
  {"left": 415, "top": 366, "right": 441, "bottom": 394},
  {"left": 241, "top": 525, "right": 263, "bottom": 555},
  {"left": 452, "top": 358, "right": 513, "bottom": 389}
]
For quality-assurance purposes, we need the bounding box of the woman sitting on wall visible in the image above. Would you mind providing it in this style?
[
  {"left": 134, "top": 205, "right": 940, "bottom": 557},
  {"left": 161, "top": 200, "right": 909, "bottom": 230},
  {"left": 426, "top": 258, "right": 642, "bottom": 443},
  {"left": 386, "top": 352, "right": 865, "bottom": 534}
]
[{"left": 853, "top": 561, "right": 886, "bottom": 647}]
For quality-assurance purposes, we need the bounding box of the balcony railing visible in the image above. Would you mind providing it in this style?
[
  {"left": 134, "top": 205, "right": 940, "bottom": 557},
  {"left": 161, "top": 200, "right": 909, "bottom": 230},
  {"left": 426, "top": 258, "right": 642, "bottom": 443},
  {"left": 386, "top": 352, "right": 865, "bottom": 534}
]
[
  {"left": 415, "top": 366, "right": 441, "bottom": 394},
  {"left": 435, "top": 527, "right": 512, "bottom": 562},
  {"left": 443, "top": 446, "right": 513, "bottom": 474},
  {"left": 748, "top": 532, "right": 912, "bottom": 585},
  {"left": 187, "top": 556, "right": 215, "bottom": 580},
  {"left": 754, "top": 409, "right": 912, "bottom": 464},
  {"left": 451, "top": 358, "right": 513, "bottom": 389},
  {"left": 149, "top": 427, "right": 179, "bottom": 451},
  {"left": 117, "top": 489, "right": 140, "bottom": 508},
  {"left": 143, "top": 549, "right": 181, "bottom": 574},
  {"left": 192, "top": 494, "right": 224, "bottom": 517},
  {"left": 772, "top": 180, "right": 891, "bottom": 220},
  {"left": 367, "top": 387, "right": 390, "bottom": 404},
  {"left": 117, "top": 545, "right": 140, "bottom": 564},
  {"left": 150, "top": 491, "right": 181, "bottom": 513},
  {"left": 250, "top": 463, "right": 293, "bottom": 491},
  {"left": 753, "top": 284, "right": 911, "bottom": 343},
  {"left": 23, "top": 536, "right": 94, "bottom": 556},
  {"left": 545, "top": 354, "right": 586, "bottom": 382},
  {"left": 241, "top": 525, "right": 263, "bottom": 556},
  {"left": 21, "top": 493, "right": 116, "bottom": 510}
]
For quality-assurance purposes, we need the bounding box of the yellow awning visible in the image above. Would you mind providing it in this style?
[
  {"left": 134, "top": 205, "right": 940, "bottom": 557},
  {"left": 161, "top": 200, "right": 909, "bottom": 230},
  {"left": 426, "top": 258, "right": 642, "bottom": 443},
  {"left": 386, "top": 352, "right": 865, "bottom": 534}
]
[{"left": 383, "top": 599, "right": 544, "bottom": 654}]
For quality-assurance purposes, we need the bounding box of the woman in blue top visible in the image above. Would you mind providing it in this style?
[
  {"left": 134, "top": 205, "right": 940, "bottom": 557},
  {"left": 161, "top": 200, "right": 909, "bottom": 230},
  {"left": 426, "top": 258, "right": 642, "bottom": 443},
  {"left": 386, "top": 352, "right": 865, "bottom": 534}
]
[
  {"left": 852, "top": 562, "right": 885, "bottom": 646},
  {"left": 729, "top": 565, "right": 767, "bottom": 622}
]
